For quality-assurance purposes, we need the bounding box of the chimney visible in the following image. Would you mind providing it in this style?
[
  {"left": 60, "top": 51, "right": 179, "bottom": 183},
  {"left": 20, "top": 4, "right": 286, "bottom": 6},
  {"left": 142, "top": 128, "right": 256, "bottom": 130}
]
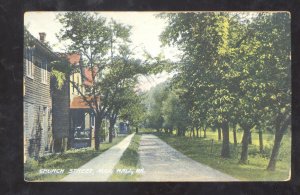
[{"left": 39, "top": 32, "right": 46, "bottom": 43}]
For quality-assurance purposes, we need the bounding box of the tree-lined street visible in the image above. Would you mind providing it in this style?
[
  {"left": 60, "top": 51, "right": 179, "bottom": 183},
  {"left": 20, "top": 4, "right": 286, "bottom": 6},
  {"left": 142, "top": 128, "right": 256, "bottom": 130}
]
[{"left": 24, "top": 11, "right": 291, "bottom": 182}]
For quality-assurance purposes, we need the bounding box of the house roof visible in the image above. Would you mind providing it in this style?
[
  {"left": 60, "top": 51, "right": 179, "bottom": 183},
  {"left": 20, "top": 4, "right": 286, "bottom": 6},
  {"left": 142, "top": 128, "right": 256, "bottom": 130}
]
[
  {"left": 70, "top": 96, "right": 100, "bottom": 109},
  {"left": 67, "top": 53, "right": 81, "bottom": 65},
  {"left": 26, "top": 30, "right": 60, "bottom": 61}
]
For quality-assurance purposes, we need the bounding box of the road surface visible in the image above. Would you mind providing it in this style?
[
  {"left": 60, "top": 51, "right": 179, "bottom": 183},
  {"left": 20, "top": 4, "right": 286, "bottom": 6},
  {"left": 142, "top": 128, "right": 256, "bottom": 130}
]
[{"left": 138, "top": 134, "right": 238, "bottom": 181}]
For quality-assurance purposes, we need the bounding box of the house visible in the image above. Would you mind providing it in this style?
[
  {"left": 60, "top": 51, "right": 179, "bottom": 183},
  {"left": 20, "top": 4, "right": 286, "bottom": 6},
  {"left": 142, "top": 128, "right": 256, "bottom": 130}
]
[
  {"left": 66, "top": 54, "right": 97, "bottom": 148},
  {"left": 23, "top": 31, "right": 56, "bottom": 161},
  {"left": 119, "top": 122, "right": 129, "bottom": 134},
  {"left": 24, "top": 31, "right": 71, "bottom": 162}
]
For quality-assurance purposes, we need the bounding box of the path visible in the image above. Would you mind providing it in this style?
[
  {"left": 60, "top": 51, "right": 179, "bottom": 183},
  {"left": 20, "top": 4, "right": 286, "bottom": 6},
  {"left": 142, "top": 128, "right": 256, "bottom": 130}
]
[
  {"left": 61, "top": 133, "right": 135, "bottom": 182},
  {"left": 138, "top": 134, "right": 238, "bottom": 181}
]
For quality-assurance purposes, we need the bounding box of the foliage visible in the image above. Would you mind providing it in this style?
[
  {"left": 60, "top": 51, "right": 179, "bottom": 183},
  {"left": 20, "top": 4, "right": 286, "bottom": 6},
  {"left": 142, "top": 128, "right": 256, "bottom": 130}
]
[
  {"left": 57, "top": 12, "right": 150, "bottom": 150},
  {"left": 50, "top": 68, "right": 66, "bottom": 90},
  {"left": 162, "top": 90, "right": 189, "bottom": 134},
  {"left": 158, "top": 12, "right": 291, "bottom": 168},
  {"left": 144, "top": 82, "right": 170, "bottom": 130}
]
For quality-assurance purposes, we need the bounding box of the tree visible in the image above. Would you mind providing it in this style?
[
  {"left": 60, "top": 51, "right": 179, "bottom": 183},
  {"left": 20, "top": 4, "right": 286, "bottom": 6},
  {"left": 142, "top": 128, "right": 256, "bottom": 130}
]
[
  {"left": 251, "top": 13, "right": 291, "bottom": 171},
  {"left": 119, "top": 91, "right": 146, "bottom": 134},
  {"left": 160, "top": 12, "right": 237, "bottom": 158},
  {"left": 160, "top": 12, "right": 291, "bottom": 163},
  {"left": 162, "top": 90, "right": 189, "bottom": 136},
  {"left": 107, "top": 76, "right": 143, "bottom": 142},
  {"left": 57, "top": 12, "right": 145, "bottom": 150},
  {"left": 144, "top": 82, "right": 169, "bottom": 131},
  {"left": 233, "top": 12, "right": 291, "bottom": 168}
]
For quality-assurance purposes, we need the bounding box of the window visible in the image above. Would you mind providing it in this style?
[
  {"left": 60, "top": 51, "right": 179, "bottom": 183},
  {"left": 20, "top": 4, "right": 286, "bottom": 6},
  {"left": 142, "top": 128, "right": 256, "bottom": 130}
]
[
  {"left": 41, "top": 59, "right": 48, "bottom": 84},
  {"left": 25, "top": 48, "right": 34, "bottom": 78}
]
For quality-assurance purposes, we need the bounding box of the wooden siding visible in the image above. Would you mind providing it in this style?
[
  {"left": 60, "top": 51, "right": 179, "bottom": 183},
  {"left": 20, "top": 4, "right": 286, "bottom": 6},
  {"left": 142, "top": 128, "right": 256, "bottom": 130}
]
[
  {"left": 24, "top": 55, "right": 52, "bottom": 160},
  {"left": 51, "top": 76, "right": 70, "bottom": 139}
]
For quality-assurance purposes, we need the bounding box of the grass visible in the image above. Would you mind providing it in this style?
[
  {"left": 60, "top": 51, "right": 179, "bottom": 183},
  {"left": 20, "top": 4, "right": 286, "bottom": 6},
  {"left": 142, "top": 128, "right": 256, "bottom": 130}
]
[
  {"left": 156, "top": 129, "right": 291, "bottom": 181},
  {"left": 138, "top": 128, "right": 157, "bottom": 134},
  {"left": 109, "top": 134, "right": 142, "bottom": 181},
  {"left": 24, "top": 135, "right": 127, "bottom": 181}
]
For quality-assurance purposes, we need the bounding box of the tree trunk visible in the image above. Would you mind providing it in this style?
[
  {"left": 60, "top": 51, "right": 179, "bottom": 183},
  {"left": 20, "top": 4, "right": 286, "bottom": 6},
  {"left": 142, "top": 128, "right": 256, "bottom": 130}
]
[
  {"left": 267, "top": 129, "right": 285, "bottom": 171},
  {"left": 267, "top": 114, "right": 291, "bottom": 171},
  {"left": 94, "top": 115, "right": 102, "bottom": 151},
  {"left": 218, "top": 127, "right": 222, "bottom": 141},
  {"left": 109, "top": 119, "right": 114, "bottom": 143},
  {"left": 233, "top": 125, "right": 237, "bottom": 147},
  {"left": 204, "top": 125, "right": 207, "bottom": 138},
  {"left": 221, "top": 121, "right": 230, "bottom": 158},
  {"left": 178, "top": 128, "right": 183, "bottom": 136},
  {"left": 259, "top": 129, "right": 264, "bottom": 153},
  {"left": 248, "top": 131, "right": 252, "bottom": 144},
  {"left": 239, "top": 127, "right": 251, "bottom": 164},
  {"left": 196, "top": 128, "right": 199, "bottom": 138},
  {"left": 199, "top": 128, "right": 202, "bottom": 138},
  {"left": 192, "top": 126, "right": 195, "bottom": 138},
  {"left": 136, "top": 126, "right": 138, "bottom": 134},
  {"left": 68, "top": 121, "right": 75, "bottom": 149}
]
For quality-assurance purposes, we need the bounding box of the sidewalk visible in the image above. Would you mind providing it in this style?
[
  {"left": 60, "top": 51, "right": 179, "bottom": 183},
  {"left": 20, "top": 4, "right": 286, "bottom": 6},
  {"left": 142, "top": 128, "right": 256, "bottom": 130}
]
[{"left": 61, "top": 133, "right": 135, "bottom": 182}]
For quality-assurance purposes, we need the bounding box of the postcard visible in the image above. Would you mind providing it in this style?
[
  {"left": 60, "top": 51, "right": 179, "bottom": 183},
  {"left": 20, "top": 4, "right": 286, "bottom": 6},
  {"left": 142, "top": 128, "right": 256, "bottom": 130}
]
[{"left": 23, "top": 11, "right": 291, "bottom": 182}]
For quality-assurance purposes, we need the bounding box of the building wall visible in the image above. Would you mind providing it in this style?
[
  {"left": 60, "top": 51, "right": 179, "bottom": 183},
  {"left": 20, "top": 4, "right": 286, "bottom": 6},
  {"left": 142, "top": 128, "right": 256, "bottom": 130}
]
[
  {"left": 51, "top": 76, "right": 70, "bottom": 152},
  {"left": 24, "top": 57, "right": 52, "bottom": 161}
]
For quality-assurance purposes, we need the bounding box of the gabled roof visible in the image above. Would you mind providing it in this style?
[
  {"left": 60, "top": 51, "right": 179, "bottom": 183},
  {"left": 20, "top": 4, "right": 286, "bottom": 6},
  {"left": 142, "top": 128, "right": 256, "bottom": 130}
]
[
  {"left": 55, "top": 53, "right": 81, "bottom": 65},
  {"left": 25, "top": 30, "right": 60, "bottom": 61}
]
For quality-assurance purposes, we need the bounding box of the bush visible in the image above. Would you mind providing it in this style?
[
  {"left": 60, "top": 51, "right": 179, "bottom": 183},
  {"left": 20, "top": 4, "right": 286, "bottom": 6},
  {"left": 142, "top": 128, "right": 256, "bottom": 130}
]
[{"left": 24, "top": 158, "right": 39, "bottom": 172}]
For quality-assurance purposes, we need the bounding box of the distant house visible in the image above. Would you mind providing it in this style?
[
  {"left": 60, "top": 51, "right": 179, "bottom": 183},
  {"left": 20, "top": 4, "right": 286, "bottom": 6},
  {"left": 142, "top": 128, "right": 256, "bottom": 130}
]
[{"left": 119, "top": 122, "right": 129, "bottom": 134}]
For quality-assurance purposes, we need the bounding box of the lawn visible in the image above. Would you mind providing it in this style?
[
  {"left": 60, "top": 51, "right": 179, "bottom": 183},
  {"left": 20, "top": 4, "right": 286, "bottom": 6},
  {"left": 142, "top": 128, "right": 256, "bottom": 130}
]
[
  {"left": 156, "top": 129, "right": 291, "bottom": 181},
  {"left": 109, "top": 134, "right": 142, "bottom": 181},
  {"left": 24, "top": 135, "right": 127, "bottom": 181}
]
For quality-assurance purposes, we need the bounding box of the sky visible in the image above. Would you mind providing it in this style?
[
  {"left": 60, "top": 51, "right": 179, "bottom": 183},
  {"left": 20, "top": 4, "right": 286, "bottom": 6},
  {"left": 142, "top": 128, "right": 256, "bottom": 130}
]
[{"left": 24, "top": 12, "right": 179, "bottom": 91}]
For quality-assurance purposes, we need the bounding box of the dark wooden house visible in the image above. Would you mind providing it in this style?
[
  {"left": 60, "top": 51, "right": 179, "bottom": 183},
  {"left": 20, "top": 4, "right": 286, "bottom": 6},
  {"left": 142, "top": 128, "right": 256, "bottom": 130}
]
[
  {"left": 24, "top": 31, "right": 70, "bottom": 161},
  {"left": 24, "top": 32, "right": 55, "bottom": 161}
]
